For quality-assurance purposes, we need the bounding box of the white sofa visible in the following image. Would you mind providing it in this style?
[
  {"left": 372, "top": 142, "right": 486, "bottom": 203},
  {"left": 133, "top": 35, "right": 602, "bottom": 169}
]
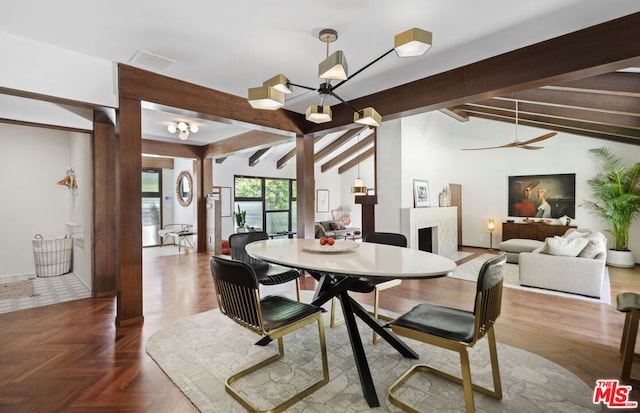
[{"left": 519, "top": 229, "right": 608, "bottom": 299}]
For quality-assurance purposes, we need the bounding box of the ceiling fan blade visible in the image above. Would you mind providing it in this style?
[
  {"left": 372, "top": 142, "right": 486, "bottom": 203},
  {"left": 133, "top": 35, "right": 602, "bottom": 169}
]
[
  {"left": 462, "top": 142, "right": 516, "bottom": 151},
  {"left": 520, "top": 145, "right": 544, "bottom": 150},
  {"left": 520, "top": 132, "right": 557, "bottom": 146}
]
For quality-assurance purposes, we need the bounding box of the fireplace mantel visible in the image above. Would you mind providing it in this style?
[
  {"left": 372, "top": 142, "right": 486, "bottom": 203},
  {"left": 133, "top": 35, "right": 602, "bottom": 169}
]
[{"left": 400, "top": 207, "right": 458, "bottom": 259}]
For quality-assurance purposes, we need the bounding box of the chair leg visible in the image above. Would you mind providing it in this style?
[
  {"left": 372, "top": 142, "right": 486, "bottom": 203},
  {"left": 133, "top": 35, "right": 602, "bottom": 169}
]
[
  {"left": 388, "top": 332, "right": 502, "bottom": 413},
  {"left": 330, "top": 297, "right": 345, "bottom": 328},
  {"left": 225, "top": 314, "right": 330, "bottom": 413},
  {"left": 621, "top": 311, "right": 640, "bottom": 385},
  {"left": 295, "top": 277, "right": 301, "bottom": 302}
]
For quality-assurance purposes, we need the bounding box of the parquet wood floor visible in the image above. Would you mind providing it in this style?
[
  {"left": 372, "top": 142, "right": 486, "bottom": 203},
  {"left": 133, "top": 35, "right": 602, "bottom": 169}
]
[{"left": 0, "top": 248, "right": 638, "bottom": 412}]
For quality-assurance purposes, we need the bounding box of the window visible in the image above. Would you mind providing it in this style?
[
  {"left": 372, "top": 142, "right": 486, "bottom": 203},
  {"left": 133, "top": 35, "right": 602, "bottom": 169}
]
[{"left": 234, "top": 175, "right": 296, "bottom": 233}]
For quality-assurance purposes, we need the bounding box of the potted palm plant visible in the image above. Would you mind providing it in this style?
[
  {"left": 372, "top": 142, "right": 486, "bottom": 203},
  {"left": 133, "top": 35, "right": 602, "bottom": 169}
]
[
  {"left": 582, "top": 147, "right": 640, "bottom": 267},
  {"left": 234, "top": 205, "right": 247, "bottom": 233}
]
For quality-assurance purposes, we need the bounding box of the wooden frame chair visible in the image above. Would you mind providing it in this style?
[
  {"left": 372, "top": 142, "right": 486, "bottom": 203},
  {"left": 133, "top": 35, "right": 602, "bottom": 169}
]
[
  {"left": 387, "top": 253, "right": 507, "bottom": 413},
  {"left": 330, "top": 232, "right": 406, "bottom": 344},
  {"left": 616, "top": 292, "right": 640, "bottom": 385},
  {"left": 210, "top": 256, "right": 329, "bottom": 413},
  {"left": 229, "top": 231, "right": 302, "bottom": 301}
]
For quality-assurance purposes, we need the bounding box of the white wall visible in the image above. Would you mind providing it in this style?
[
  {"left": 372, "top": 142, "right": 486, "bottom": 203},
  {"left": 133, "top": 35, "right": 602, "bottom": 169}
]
[
  {"left": 0, "top": 31, "right": 117, "bottom": 108},
  {"left": 376, "top": 111, "right": 640, "bottom": 262},
  {"left": 0, "top": 123, "right": 93, "bottom": 285}
]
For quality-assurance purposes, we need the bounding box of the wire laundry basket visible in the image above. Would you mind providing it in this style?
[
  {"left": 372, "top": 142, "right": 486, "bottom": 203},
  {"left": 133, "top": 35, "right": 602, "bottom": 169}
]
[{"left": 32, "top": 234, "right": 73, "bottom": 277}]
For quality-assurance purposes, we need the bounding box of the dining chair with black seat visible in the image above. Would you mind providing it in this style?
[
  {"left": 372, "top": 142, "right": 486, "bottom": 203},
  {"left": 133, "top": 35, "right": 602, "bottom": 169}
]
[
  {"left": 330, "top": 231, "right": 406, "bottom": 344},
  {"left": 386, "top": 253, "right": 507, "bottom": 413},
  {"left": 229, "top": 231, "right": 302, "bottom": 301},
  {"left": 209, "top": 256, "right": 329, "bottom": 413}
]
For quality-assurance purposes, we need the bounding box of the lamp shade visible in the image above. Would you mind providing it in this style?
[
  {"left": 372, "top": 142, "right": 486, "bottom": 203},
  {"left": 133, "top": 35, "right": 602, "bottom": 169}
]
[
  {"left": 318, "top": 50, "right": 348, "bottom": 80},
  {"left": 248, "top": 85, "right": 285, "bottom": 110},
  {"left": 351, "top": 178, "right": 367, "bottom": 195},
  {"left": 263, "top": 74, "right": 292, "bottom": 94},
  {"left": 487, "top": 219, "right": 495, "bottom": 232},
  {"left": 394, "top": 28, "right": 432, "bottom": 57},
  {"left": 354, "top": 107, "right": 382, "bottom": 127},
  {"left": 306, "top": 104, "right": 332, "bottom": 124}
]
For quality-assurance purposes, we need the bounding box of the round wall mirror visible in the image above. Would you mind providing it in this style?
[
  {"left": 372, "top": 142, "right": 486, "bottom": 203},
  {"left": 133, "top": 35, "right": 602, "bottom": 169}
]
[{"left": 176, "top": 170, "right": 193, "bottom": 207}]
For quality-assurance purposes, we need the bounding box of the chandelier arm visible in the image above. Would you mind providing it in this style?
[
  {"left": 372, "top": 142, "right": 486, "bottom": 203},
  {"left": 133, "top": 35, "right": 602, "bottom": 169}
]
[
  {"left": 288, "top": 83, "right": 318, "bottom": 92},
  {"left": 329, "top": 90, "right": 359, "bottom": 114},
  {"left": 332, "top": 48, "right": 395, "bottom": 91}
]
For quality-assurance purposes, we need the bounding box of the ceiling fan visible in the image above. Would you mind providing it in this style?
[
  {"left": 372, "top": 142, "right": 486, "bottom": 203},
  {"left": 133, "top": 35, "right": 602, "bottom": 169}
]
[{"left": 462, "top": 101, "right": 557, "bottom": 150}]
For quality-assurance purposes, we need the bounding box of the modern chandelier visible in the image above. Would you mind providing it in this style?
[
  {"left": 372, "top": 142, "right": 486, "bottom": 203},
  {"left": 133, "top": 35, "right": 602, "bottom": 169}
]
[
  {"left": 247, "top": 27, "right": 432, "bottom": 127},
  {"left": 168, "top": 121, "right": 198, "bottom": 141}
]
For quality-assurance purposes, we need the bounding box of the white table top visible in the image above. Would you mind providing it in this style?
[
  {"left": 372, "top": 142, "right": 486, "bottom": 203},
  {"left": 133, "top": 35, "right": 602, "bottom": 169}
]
[{"left": 245, "top": 238, "right": 456, "bottom": 279}]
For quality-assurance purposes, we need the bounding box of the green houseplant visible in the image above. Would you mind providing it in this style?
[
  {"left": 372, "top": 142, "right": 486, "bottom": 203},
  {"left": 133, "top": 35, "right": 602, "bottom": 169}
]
[
  {"left": 582, "top": 147, "right": 640, "bottom": 266},
  {"left": 234, "top": 205, "right": 247, "bottom": 231}
]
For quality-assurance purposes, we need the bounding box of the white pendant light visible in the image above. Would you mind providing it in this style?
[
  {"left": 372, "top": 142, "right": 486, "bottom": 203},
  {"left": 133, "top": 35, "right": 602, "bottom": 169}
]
[
  {"left": 394, "top": 28, "right": 432, "bottom": 57},
  {"left": 354, "top": 107, "right": 382, "bottom": 127},
  {"left": 350, "top": 131, "right": 367, "bottom": 195},
  {"left": 306, "top": 104, "right": 332, "bottom": 124},
  {"left": 247, "top": 85, "right": 285, "bottom": 110}
]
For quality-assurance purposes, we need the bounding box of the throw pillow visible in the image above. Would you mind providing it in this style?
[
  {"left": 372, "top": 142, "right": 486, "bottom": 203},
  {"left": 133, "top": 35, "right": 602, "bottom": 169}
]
[
  {"left": 330, "top": 221, "right": 346, "bottom": 230},
  {"left": 563, "top": 228, "right": 587, "bottom": 239},
  {"left": 578, "top": 232, "right": 607, "bottom": 259},
  {"left": 543, "top": 236, "right": 589, "bottom": 257}
]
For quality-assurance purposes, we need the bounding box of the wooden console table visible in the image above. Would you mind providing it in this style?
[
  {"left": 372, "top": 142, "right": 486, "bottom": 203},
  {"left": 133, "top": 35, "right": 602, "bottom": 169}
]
[{"left": 502, "top": 222, "right": 576, "bottom": 241}]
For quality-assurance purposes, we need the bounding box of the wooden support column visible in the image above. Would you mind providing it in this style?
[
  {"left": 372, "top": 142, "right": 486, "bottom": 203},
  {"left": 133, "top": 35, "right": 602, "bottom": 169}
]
[
  {"left": 195, "top": 158, "right": 208, "bottom": 253},
  {"left": 201, "top": 158, "right": 214, "bottom": 253},
  {"left": 295, "top": 135, "right": 315, "bottom": 239},
  {"left": 93, "top": 109, "right": 117, "bottom": 297},
  {"left": 116, "top": 97, "right": 143, "bottom": 326},
  {"left": 355, "top": 195, "right": 377, "bottom": 238}
]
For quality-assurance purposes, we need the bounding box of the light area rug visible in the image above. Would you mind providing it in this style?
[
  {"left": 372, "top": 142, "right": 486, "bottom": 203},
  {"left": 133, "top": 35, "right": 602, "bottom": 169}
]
[
  {"left": 0, "top": 279, "right": 34, "bottom": 300},
  {"left": 146, "top": 292, "right": 599, "bottom": 413},
  {"left": 449, "top": 254, "right": 611, "bottom": 305}
]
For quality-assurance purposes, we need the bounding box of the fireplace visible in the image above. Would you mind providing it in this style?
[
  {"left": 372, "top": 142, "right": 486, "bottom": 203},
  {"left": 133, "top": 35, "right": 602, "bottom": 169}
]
[
  {"left": 401, "top": 207, "right": 457, "bottom": 259},
  {"left": 418, "top": 226, "right": 437, "bottom": 253}
]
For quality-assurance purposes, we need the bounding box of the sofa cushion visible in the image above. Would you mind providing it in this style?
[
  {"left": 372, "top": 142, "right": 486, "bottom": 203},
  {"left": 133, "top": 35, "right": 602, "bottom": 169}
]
[
  {"left": 499, "top": 239, "right": 545, "bottom": 253},
  {"left": 543, "top": 236, "right": 589, "bottom": 257},
  {"left": 578, "top": 231, "right": 607, "bottom": 259}
]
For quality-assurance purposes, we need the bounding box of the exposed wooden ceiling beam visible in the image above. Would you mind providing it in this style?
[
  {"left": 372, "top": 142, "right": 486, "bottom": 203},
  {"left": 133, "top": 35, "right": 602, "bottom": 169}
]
[
  {"left": 249, "top": 148, "right": 270, "bottom": 167},
  {"left": 543, "top": 72, "right": 640, "bottom": 97},
  {"left": 276, "top": 148, "right": 296, "bottom": 170},
  {"left": 337, "top": 147, "right": 376, "bottom": 174},
  {"left": 320, "top": 134, "right": 375, "bottom": 173},
  {"left": 439, "top": 107, "right": 469, "bottom": 122},
  {"left": 302, "top": 13, "right": 640, "bottom": 135},
  {"left": 203, "top": 130, "right": 293, "bottom": 158},
  {"left": 314, "top": 128, "right": 364, "bottom": 163},
  {"left": 463, "top": 100, "right": 640, "bottom": 130},
  {"left": 142, "top": 138, "right": 204, "bottom": 159},
  {"left": 500, "top": 88, "right": 640, "bottom": 116},
  {"left": 275, "top": 133, "right": 333, "bottom": 170},
  {"left": 467, "top": 111, "right": 640, "bottom": 145}
]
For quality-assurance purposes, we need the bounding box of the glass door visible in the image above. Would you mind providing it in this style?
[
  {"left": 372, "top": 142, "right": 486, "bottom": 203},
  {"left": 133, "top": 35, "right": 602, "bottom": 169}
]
[{"left": 142, "top": 169, "right": 162, "bottom": 247}]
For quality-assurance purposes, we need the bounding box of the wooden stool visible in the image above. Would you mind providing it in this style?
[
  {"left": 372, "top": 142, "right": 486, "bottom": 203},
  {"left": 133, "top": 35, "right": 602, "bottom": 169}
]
[{"left": 617, "top": 292, "right": 640, "bottom": 385}]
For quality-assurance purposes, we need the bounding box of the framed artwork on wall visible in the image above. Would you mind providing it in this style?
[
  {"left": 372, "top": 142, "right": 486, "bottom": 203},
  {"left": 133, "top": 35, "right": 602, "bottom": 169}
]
[
  {"left": 316, "top": 189, "right": 330, "bottom": 212},
  {"left": 413, "top": 180, "right": 430, "bottom": 208},
  {"left": 508, "top": 173, "right": 576, "bottom": 218}
]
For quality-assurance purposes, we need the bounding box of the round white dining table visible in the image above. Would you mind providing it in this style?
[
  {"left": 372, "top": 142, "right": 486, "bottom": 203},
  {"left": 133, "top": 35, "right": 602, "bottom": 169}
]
[
  {"left": 245, "top": 237, "right": 457, "bottom": 408},
  {"left": 245, "top": 238, "right": 456, "bottom": 278}
]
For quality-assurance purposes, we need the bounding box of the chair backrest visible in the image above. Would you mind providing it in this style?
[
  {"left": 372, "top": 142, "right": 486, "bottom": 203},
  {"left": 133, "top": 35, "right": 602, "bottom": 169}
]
[
  {"left": 363, "top": 232, "right": 407, "bottom": 248},
  {"left": 209, "top": 256, "right": 264, "bottom": 335},
  {"left": 473, "top": 253, "right": 507, "bottom": 343},
  {"left": 228, "top": 231, "right": 270, "bottom": 272}
]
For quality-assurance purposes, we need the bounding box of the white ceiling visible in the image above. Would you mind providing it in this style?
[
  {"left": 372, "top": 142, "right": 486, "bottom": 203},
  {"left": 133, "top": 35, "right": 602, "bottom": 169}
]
[{"left": 1, "top": 1, "right": 639, "bottom": 154}]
